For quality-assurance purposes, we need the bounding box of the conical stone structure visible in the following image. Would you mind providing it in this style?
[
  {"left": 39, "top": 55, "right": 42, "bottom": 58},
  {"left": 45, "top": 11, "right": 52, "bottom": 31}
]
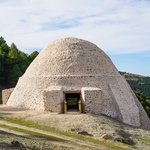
[{"left": 7, "top": 37, "right": 150, "bottom": 129}]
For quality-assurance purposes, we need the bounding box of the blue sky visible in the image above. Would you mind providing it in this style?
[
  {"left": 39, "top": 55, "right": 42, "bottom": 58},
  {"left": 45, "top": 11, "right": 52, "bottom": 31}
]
[{"left": 0, "top": 0, "right": 150, "bottom": 76}]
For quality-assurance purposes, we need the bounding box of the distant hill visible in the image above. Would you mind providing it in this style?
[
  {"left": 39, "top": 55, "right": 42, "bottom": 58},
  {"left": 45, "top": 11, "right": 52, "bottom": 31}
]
[{"left": 120, "top": 71, "right": 150, "bottom": 98}]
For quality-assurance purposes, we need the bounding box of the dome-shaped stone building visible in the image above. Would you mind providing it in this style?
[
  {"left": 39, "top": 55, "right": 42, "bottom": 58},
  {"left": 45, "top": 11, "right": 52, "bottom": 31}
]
[{"left": 7, "top": 37, "right": 150, "bottom": 128}]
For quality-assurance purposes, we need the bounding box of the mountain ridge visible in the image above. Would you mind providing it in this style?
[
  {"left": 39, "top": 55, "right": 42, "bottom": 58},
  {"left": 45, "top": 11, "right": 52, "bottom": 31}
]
[{"left": 119, "top": 71, "right": 150, "bottom": 98}]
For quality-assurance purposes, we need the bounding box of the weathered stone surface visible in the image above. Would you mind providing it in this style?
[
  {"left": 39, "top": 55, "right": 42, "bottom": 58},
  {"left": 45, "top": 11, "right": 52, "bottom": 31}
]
[
  {"left": 7, "top": 37, "right": 150, "bottom": 129},
  {"left": 2, "top": 88, "right": 14, "bottom": 104}
]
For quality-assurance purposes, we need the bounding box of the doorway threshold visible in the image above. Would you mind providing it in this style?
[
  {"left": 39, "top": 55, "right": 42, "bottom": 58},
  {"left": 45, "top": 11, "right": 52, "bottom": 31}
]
[{"left": 66, "top": 109, "right": 80, "bottom": 114}]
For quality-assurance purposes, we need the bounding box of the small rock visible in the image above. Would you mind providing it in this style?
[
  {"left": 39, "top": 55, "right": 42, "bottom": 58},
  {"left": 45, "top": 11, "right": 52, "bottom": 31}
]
[
  {"left": 101, "top": 134, "right": 114, "bottom": 140},
  {"left": 113, "top": 137, "right": 122, "bottom": 142},
  {"left": 114, "top": 137, "right": 135, "bottom": 145},
  {"left": 78, "top": 131, "right": 93, "bottom": 136},
  {"left": 11, "top": 140, "right": 26, "bottom": 149}
]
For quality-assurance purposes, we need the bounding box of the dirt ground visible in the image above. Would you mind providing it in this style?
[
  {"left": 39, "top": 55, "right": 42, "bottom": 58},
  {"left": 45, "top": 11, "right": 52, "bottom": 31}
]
[{"left": 0, "top": 105, "right": 150, "bottom": 150}]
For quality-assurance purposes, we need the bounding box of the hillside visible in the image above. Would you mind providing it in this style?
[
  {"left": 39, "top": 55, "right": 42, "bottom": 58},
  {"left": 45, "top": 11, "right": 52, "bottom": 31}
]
[
  {"left": 0, "top": 106, "right": 150, "bottom": 150},
  {"left": 120, "top": 71, "right": 150, "bottom": 98}
]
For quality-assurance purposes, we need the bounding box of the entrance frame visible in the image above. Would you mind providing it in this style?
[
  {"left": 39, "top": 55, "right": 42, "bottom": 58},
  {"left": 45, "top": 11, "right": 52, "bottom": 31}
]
[{"left": 63, "top": 90, "right": 82, "bottom": 113}]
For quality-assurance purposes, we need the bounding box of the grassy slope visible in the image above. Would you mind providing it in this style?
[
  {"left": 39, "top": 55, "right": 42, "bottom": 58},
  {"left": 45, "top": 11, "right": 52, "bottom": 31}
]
[{"left": 0, "top": 116, "right": 132, "bottom": 150}]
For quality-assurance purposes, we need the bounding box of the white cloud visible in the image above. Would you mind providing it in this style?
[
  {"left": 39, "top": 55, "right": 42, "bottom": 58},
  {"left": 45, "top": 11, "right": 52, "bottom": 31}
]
[{"left": 0, "top": 0, "right": 150, "bottom": 54}]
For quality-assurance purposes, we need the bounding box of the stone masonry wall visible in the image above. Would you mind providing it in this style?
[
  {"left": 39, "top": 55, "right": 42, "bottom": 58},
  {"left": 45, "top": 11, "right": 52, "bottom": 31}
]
[
  {"left": 81, "top": 87, "right": 102, "bottom": 114},
  {"left": 7, "top": 74, "right": 150, "bottom": 129},
  {"left": 43, "top": 86, "right": 64, "bottom": 113}
]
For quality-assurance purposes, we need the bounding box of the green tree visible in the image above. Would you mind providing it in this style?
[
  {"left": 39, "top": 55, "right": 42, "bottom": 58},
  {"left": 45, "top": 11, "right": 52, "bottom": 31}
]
[
  {"left": 6, "top": 43, "right": 21, "bottom": 85},
  {"left": 28, "top": 51, "right": 39, "bottom": 63},
  {"left": 0, "top": 36, "right": 9, "bottom": 84},
  {"left": 0, "top": 37, "right": 39, "bottom": 86},
  {"left": 0, "top": 36, "right": 39, "bottom": 103},
  {"left": 18, "top": 51, "right": 29, "bottom": 73},
  {"left": 0, "top": 37, "right": 9, "bottom": 54},
  {"left": 134, "top": 91, "right": 150, "bottom": 118},
  {"left": 9, "top": 64, "right": 22, "bottom": 85}
]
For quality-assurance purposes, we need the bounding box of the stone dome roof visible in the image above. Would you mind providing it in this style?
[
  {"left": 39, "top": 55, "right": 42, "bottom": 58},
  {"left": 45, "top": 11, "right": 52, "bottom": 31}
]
[
  {"left": 7, "top": 37, "right": 150, "bottom": 129},
  {"left": 24, "top": 37, "right": 118, "bottom": 77}
]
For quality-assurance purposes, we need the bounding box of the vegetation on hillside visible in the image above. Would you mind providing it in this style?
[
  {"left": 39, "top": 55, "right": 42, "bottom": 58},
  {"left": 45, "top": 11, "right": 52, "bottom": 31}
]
[
  {"left": 120, "top": 71, "right": 150, "bottom": 98},
  {"left": 0, "top": 36, "right": 39, "bottom": 86},
  {"left": 134, "top": 91, "right": 150, "bottom": 117}
]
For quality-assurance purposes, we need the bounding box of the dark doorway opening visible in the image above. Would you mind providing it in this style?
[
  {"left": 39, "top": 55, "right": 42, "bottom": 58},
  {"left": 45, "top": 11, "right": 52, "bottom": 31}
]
[{"left": 65, "top": 93, "right": 80, "bottom": 112}]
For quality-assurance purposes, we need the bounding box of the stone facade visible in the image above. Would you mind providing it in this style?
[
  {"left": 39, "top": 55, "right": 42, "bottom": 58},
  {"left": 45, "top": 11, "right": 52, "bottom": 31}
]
[
  {"left": 7, "top": 37, "right": 150, "bottom": 129},
  {"left": 43, "top": 86, "right": 64, "bottom": 113},
  {"left": 2, "top": 88, "right": 14, "bottom": 104}
]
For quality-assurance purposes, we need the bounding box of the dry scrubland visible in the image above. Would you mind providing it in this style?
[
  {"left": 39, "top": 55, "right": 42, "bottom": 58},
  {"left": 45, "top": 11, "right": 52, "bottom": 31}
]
[{"left": 0, "top": 105, "right": 150, "bottom": 150}]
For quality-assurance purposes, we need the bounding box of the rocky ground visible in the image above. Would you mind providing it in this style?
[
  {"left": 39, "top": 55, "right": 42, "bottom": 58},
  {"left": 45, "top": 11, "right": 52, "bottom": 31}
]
[
  {"left": 0, "top": 105, "right": 150, "bottom": 150},
  {"left": 27, "top": 112, "right": 150, "bottom": 149},
  {"left": 0, "top": 131, "right": 71, "bottom": 150}
]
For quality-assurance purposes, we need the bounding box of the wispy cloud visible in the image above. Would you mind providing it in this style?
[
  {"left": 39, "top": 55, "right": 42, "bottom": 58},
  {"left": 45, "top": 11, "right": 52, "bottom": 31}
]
[
  {"left": 40, "top": 17, "right": 81, "bottom": 31},
  {"left": 0, "top": 0, "right": 150, "bottom": 55}
]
